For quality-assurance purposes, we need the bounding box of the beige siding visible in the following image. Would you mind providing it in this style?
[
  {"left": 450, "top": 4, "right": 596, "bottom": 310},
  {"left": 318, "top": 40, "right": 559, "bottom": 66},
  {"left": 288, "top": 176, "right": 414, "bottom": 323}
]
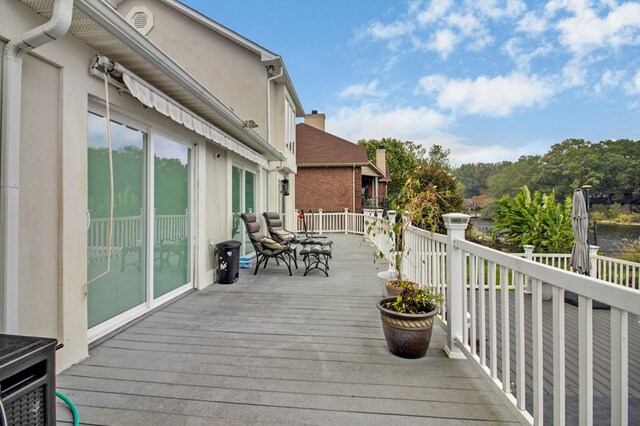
[
  {"left": 19, "top": 55, "right": 61, "bottom": 340},
  {"left": 118, "top": 0, "right": 269, "bottom": 140}
]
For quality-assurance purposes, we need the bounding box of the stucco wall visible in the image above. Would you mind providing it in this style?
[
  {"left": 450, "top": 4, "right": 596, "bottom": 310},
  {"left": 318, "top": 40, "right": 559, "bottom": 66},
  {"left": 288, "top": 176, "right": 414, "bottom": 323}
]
[
  {"left": 118, "top": 0, "right": 269, "bottom": 141},
  {"left": 295, "top": 167, "right": 362, "bottom": 213},
  {"left": 1, "top": 0, "right": 277, "bottom": 372}
]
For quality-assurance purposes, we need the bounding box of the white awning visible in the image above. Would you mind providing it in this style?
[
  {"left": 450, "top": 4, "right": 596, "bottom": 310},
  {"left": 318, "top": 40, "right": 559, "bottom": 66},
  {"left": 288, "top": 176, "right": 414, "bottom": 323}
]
[{"left": 121, "top": 72, "right": 268, "bottom": 167}]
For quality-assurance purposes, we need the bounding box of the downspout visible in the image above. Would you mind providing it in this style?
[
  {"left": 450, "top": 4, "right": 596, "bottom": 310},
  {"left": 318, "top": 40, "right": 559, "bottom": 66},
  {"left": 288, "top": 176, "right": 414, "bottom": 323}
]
[
  {"left": 265, "top": 65, "right": 283, "bottom": 211},
  {"left": 1, "top": 0, "right": 73, "bottom": 333}
]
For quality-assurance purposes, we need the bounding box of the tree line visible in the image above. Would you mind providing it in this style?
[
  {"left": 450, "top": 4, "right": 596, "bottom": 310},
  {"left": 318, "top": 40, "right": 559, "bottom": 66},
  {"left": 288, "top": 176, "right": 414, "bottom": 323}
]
[{"left": 454, "top": 138, "right": 640, "bottom": 202}]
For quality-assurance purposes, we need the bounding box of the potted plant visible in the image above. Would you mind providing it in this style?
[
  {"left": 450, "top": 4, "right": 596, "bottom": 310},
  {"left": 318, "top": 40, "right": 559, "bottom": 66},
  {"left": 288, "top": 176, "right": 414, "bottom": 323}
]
[
  {"left": 370, "top": 165, "right": 464, "bottom": 357},
  {"left": 371, "top": 166, "right": 463, "bottom": 296},
  {"left": 377, "top": 285, "right": 444, "bottom": 358}
]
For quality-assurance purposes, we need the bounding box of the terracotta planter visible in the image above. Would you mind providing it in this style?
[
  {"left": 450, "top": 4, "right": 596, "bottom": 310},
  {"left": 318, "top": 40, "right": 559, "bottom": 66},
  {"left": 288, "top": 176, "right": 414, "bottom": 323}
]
[
  {"left": 384, "top": 281, "right": 403, "bottom": 297},
  {"left": 376, "top": 297, "right": 438, "bottom": 359}
]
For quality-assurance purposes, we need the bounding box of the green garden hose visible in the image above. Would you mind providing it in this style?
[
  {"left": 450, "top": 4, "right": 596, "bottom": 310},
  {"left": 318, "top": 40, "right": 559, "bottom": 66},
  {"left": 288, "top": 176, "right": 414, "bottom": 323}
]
[{"left": 56, "top": 391, "right": 79, "bottom": 426}]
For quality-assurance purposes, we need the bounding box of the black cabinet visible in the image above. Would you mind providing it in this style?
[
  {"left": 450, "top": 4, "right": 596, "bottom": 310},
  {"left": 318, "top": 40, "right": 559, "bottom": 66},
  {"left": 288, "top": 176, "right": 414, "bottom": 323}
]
[{"left": 0, "top": 334, "right": 57, "bottom": 425}]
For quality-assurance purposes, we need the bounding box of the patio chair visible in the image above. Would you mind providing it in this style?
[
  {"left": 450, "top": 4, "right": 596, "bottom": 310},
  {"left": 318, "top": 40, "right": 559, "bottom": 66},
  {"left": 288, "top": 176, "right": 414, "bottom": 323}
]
[
  {"left": 262, "top": 212, "right": 299, "bottom": 268},
  {"left": 240, "top": 213, "right": 293, "bottom": 276},
  {"left": 297, "top": 210, "right": 333, "bottom": 276}
]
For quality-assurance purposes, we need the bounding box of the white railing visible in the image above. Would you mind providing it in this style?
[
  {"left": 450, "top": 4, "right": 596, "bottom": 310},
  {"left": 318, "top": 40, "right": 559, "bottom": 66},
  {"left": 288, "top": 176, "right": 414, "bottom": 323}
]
[
  {"left": 402, "top": 225, "right": 448, "bottom": 321},
  {"left": 294, "top": 209, "right": 366, "bottom": 235},
  {"left": 594, "top": 255, "right": 640, "bottom": 289},
  {"left": 519, "top": 245, "right": 640, "bottom": 290},
  {"left": 88, "top": 214, "right": 188, "bottom": 261},
  {"left": 365, "top": 211, "right": 640, "bottom": 425}
]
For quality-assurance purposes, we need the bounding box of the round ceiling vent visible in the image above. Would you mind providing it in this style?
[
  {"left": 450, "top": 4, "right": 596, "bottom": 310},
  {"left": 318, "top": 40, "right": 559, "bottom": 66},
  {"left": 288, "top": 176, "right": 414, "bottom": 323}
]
[{"left": 126, "top": 7, "right": 154, "bottom": 35}]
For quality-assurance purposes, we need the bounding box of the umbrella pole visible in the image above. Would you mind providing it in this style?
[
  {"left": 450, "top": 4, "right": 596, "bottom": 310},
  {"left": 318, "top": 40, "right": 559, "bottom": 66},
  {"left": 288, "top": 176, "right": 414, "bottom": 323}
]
[{"left": 581, "top": 185, "right": 591, "bottom": 246}]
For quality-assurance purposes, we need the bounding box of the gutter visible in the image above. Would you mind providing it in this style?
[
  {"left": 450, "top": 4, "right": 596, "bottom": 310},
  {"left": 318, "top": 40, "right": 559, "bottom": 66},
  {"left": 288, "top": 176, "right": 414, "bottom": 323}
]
[
  {"left": 74, "top": 0, "right": 285, "bottom": 161},
  {"left": 1, "top": 0, "right": 73, "bottom": 333}
]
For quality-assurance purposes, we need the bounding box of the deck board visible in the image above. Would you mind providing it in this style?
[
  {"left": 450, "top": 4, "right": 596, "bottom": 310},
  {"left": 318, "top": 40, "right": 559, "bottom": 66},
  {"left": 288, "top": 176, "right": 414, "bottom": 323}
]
[{"left": 57, "top": 235, "right": 519, "bottom": 425}]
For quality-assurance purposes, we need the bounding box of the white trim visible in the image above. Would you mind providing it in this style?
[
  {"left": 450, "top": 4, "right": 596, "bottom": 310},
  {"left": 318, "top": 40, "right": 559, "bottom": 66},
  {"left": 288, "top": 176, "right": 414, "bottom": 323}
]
[
  {"left": 88, "top": 303, "right": 147, "bottom": 343},
  {"left": 121, "top": 71, "right": 268, "bottom": 168}
]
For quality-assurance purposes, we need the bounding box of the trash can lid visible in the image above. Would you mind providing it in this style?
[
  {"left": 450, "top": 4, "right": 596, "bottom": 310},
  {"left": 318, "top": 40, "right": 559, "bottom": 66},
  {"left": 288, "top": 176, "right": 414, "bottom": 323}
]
[{"left": 216, "top": 240, "right": 242, "bottom": 249}]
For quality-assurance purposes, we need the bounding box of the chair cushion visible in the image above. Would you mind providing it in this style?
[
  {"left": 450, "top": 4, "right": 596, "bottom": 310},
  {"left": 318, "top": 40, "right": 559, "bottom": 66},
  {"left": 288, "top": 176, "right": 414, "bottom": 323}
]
[
  {"left": 274, "top": 229, "right": 295, "bottom": 242},
  {"left": 260, "top": 237, "right": 283, "bottom": 250}
]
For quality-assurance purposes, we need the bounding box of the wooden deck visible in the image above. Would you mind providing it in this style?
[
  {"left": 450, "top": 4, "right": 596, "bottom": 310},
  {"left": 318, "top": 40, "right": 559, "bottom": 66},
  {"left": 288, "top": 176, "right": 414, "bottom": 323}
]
[{"left": 56, "top": 234, "right": 520, "bottom": 425}]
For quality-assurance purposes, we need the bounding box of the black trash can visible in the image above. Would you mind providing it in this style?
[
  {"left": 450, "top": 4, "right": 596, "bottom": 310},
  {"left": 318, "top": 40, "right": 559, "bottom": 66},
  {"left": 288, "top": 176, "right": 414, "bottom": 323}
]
[{"left": 215, "top": 240, "right": 242, "bottom": 284}]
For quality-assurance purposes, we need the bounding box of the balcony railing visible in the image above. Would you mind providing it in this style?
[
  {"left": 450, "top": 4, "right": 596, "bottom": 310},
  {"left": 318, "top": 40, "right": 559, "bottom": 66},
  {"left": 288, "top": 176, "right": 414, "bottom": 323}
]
[{"left": 298, "top": 209, "right": 640, "bottom": 425}]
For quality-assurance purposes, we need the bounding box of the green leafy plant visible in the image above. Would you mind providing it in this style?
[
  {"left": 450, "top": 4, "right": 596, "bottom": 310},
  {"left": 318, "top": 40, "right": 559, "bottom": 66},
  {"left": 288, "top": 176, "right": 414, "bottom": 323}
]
[
  {"left": 491, "top": 185, "right": 573, "bottom": 253},
  {"left": 383, "top": 285, "right": 445, "bottom": 314},
  {"left": 368, "top": 165, "right": 463, "bottom": 282}
]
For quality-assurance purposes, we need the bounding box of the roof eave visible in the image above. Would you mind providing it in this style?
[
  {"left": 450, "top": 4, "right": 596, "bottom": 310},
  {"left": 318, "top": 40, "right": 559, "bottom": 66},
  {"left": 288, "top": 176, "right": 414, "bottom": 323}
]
[
  {"left": 298, "top": 163, "right": 369, "bottom": 168},
  {"left": 75, "top": 0, "right": 284, "bottom": 161}
]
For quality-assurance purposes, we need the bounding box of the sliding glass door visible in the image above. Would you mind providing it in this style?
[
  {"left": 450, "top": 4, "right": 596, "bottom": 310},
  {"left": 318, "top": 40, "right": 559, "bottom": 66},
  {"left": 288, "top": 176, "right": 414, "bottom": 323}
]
[
  {"left": 87, "top": 112, "right": 146, "bottom": 328},
  {"left": 153, "top": 135, "right": 191, "bottom": 298},
  {"left": 87, "top": 111, "right": 193, "bottom": 334},
  {"left": 231, "top": 165, "right": 256, "bottom": 256}
]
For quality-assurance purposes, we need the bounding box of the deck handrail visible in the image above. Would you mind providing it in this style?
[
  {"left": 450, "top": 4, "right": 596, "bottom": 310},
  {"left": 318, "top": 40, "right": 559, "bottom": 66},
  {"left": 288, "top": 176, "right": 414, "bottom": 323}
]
[{"left": 365, "top": 211, "right": 639, "bottom": 425}]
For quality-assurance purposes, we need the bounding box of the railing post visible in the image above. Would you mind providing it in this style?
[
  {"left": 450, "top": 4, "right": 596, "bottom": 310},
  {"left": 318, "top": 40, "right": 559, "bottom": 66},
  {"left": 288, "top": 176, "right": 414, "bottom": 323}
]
[
  {"left": 318, "top": 209, "right": 323, "bottom": 235},
  {"left": 294, "top": 209, "right": 299, "bottom": 233},
  {"left": 523, "top": 245, "right": 535, "bottom": 293},
  {"left": 588, "top": 245, "right": 599, "bottom": 278},
  {"left": 344, "top": 208, "right": 349, "bottom": 234},
  {"left": 443, "top": 213, "right": 470, "bottom": 359},
  {"left": 387, "top": 210, "right": 397, "bottom": 274}
]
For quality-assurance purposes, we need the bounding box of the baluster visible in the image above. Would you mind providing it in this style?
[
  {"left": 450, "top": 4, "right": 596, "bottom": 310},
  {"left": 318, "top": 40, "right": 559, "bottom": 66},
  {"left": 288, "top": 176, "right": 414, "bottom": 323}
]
[
  {"left": 515, "top": 272, "right": 526, "bottom": 411},
  {"left": 610, "top": 308, "right": 628, "bottom": 426},
  {"left": 553, "top": 284, "right": 566, "bottom": 425},
  {"left": 469, "top": 254, "right": 477, "bottom": 355},
  {"left": 532, "top": 278, "right": 544, "bottom": 422},
  {"left": 488, "top": 261, "right": 497, "bottom": 378},
  {"left": 578, "top": 295, "right": 593, "bottom": 426},
  {"left": 479, "top": 258, "right": 486, "bottom": 367},
  {"left": 501, "top": 266, "right": 510, "bottom": 394}
]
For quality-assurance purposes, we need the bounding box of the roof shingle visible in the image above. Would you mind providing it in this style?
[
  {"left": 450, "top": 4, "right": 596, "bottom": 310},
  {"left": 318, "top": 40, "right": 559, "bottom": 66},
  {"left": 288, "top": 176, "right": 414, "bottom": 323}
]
[{"left": 296, "top": 123, "right": 369, "bottom": 165}]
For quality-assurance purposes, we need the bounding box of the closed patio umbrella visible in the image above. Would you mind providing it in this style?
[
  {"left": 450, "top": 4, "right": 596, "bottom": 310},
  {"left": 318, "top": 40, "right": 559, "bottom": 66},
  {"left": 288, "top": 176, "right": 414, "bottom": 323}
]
[{"left": 570, "top": 189, "right": 589, "bottom": 274}]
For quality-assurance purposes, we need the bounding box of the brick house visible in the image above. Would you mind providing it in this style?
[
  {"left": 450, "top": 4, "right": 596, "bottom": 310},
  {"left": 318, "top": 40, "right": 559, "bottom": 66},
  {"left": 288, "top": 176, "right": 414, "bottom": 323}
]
[{"left": 296, "top": 112, "right": 389, "bottom": 213}]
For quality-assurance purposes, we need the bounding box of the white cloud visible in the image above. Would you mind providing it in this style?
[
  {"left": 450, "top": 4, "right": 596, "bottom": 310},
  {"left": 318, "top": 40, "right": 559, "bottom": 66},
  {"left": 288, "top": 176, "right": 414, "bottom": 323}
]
[
  {"left": 428, "top": 29, "right": 458, "bottom": 59},
  {"left": 516, "top": 11, "right": 548, "bottom": 34},
  {"left": 338, "top": 80, "right": 386, "bottom": 99},
  {"left": 594, "top": 69, "right": 626, "bottom": 93},
  {"left": 364, "top": 20, "right": 415, "bottom": 40},
  {"left": 555, "top": 1, "right": 640, "bottom": 55},
  {"left": 419, "top": 72, "right": 555, "bottom": 117},
  {"left": 327, "top": 103, "right": 450, "bottom": 142},
  {"left": 624, "top": 70, "right": 640, "bottom": 95},
  {"left": 472, "top": 0, "right": 527, "bottom": 20},
  {"left": 416, "top": 0, "right": 453, "bottom": 25},
  {"left": 503, "top": 37, "right": 552, "bottom": 70}
]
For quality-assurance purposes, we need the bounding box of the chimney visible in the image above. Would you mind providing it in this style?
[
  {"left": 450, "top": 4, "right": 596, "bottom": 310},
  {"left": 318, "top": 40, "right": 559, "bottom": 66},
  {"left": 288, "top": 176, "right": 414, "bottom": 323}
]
[
  {"left": 375, "top": 146, "right": 386, "bottom": 176},
  {"left": 304, "top": 110, "right": 325, "bottom": 132}
]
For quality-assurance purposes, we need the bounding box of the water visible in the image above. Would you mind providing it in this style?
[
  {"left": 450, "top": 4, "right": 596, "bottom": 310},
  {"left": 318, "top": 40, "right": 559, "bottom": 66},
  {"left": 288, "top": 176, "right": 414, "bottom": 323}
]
[{"left": 469, "top": 217, "right": 640, "bottom": 255}]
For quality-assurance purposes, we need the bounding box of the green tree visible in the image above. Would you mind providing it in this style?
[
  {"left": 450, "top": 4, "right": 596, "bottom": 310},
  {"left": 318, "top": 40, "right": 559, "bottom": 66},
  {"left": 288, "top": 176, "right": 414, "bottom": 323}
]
[
  {"left": 358, "top": 138, "right": 427, "bottom": 198},
  {"left": 491, "top": 186, "right": 573, "bottom": 252},
  {"left": 426, "top": 144, "right": 452, "bottom": 172},
  {"left": 487, "top": 156, "right": 542, "bottom": 199},
  {"left": 454, "top": 162, "right": 503, "bottom": 198},
  {"left": 394, "top": 165, "right": 464, "bottom": 233}
]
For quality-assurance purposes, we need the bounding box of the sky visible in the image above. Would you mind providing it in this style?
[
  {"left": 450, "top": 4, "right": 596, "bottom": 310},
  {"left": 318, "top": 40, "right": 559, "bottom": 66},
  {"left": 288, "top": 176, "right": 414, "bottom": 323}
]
[{"left": 182, "top": 0, "right": 640, "bottom": 165}]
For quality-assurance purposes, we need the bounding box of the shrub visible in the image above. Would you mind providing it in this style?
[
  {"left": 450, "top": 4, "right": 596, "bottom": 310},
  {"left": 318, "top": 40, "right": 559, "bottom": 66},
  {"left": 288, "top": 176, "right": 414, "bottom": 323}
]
[{"left": 491, "top": 186, "right": 574, "bottom": 253}]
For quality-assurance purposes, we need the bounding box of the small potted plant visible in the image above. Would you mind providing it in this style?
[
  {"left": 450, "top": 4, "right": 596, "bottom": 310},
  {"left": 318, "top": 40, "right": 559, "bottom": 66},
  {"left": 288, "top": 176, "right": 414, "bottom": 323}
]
[{"left": 377, "top": 285, "right": 444, "bottom": 358}]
